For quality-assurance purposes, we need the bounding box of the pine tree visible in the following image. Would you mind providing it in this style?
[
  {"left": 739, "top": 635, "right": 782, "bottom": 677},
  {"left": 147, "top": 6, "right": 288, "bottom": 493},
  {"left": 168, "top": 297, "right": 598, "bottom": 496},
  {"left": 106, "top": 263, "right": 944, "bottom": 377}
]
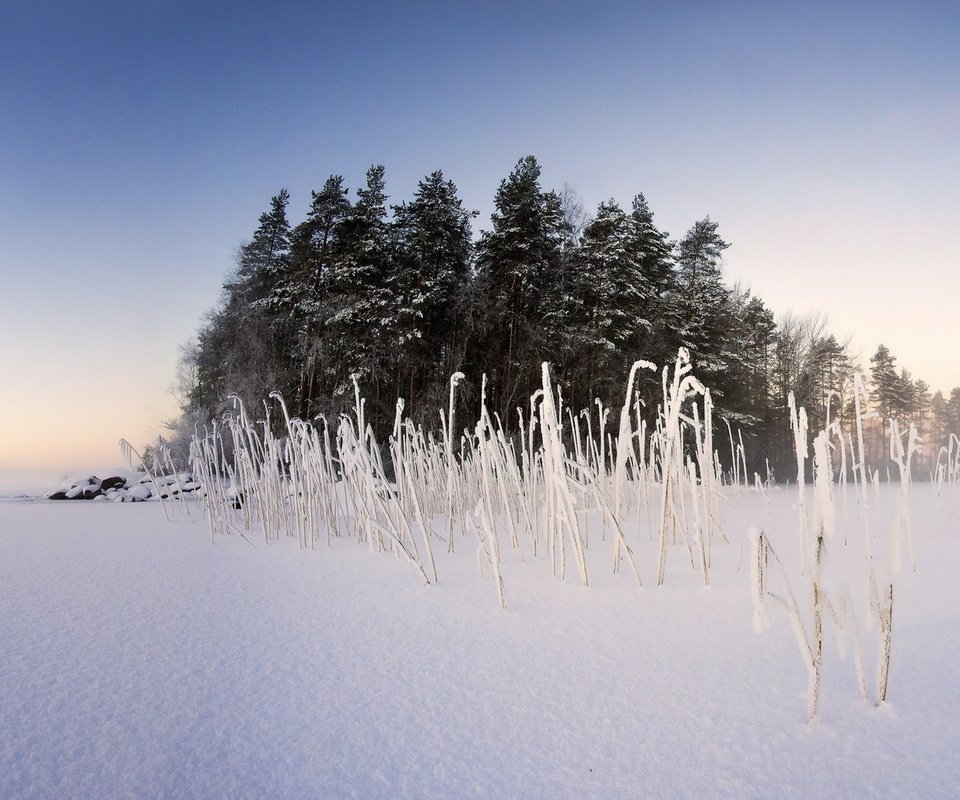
[
  {"left": 629, "top": 196, "right": 674, "bottom": 299},
  {"left": 869, "top": 345, "right": 900, "bottom": 421},
  {"left": 325, "top": 165, "right": 392, "bottom": 398},
  {"left": 723, "top": 287, "right": 778, "bottom": 470},
  {"left": 894, "top": 368, "right": 916, "bottom": 419},
  {"left": 913, "top": 379, "right": 931, "bottom": 429},
  {"left": 947, "top": 387, "right": 960, "bottom": 437},
  {"left": 670, "top": 217, "right": 732, "bottom": 393},
  {"left": 391, "top": 170, "right": 475, "bottom": 414},
  {"left": 232, "top": 189, "right": 292, "bottom": 310},
  {"left": 474, "top": 155, "right": 567, "bottom": 420},
  {"left": 930, "top": 390, "right": 948, "bottom": 452},
  {"left": 193, "top": 190, "right": 297, "bottom": 415},
  {"left": 559, "top": 199, "right": 654, "bottom": 406},
  {"left": 288, "top": 176, "right": 352, "bottom": 415}
]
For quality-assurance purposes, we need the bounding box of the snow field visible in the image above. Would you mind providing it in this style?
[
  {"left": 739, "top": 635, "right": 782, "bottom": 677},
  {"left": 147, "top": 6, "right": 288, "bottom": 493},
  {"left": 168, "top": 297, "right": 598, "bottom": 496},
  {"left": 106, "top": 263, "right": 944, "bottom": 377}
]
[{"left": 1, "top": 484, "right": 959, "bottom": 799}]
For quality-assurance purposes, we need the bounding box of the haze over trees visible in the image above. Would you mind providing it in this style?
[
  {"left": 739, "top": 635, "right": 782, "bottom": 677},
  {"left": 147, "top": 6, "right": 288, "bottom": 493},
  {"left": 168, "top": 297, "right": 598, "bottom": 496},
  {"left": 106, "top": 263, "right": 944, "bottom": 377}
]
[{"left": 168, "top": 156, "right": 958, "bottom": 480}]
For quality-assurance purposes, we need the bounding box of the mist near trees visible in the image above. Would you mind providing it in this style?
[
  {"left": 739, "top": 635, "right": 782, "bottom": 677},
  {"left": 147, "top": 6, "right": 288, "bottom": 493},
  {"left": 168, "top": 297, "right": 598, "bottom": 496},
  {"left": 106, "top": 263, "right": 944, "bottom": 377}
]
[{"left": 165, "top": 156, "right": 958, "bottom": 480}]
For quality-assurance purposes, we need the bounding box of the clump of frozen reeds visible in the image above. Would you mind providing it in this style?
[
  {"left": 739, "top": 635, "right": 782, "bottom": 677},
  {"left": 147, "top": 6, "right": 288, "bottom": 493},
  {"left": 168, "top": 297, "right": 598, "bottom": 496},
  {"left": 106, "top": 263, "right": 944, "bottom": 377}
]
[
  {"left": 750, "top": 379, "right": 917, "bottom": 720},
  {"left": 119, "top": 438, "right": 172, "bottom": 521},
  {"left": 187, "top": 347, "right": 746, "bottom": 605},
  {"left": 654, "top": 348, "right": 717, "bottom": 587},
  {"left": 749, "top": 426, "right": 834, "bottom": 722},
  {"left": 888, "top": 418, "right": 919, "bottom": 572},
  {"left": 467, "top": 377, "right": 510, "bottom": 607},
  {"left": 933, "top": 433, "right": 960, "bottom": 493},
  {"left": 538, "top": 363, "right": 588, "bottom": 586},
  {"left": 787, "top": 391, "right": 809, "bottom": 571}
]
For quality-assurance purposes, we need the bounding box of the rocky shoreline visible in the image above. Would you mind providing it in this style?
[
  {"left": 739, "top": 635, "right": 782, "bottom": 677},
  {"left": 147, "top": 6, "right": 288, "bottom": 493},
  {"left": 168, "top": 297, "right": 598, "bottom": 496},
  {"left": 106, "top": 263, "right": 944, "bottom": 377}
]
[{"left": 48, "top": 474, "right": 200, "bottom": 502}]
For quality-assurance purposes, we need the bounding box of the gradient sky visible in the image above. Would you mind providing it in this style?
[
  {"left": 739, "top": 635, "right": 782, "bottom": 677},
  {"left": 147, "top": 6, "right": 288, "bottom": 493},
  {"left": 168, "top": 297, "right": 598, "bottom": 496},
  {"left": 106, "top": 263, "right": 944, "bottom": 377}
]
[{"left": 1, "top": 0, "right": 958, "bottom": 472}]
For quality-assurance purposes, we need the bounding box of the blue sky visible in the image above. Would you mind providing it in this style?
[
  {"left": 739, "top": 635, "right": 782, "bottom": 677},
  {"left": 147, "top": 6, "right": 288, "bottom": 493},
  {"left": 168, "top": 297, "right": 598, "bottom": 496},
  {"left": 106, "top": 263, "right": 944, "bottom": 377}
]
[{"left": 1, "top": 0, "right": 958, "bottom": 471}]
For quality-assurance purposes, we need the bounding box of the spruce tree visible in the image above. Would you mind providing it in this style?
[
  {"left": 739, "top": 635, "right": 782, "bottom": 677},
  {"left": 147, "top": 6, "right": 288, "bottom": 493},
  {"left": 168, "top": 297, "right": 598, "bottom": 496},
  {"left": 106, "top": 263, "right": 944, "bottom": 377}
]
[
  {"left": 913, "top": 379, "right": 931, "bottom": 429},
  {"left": 391, "top": 170, "right": 475, "bottom": 413},
  {"left": 232, "top": 189, "right": 292, "bottom": 310},
  {"left": 723, "top": 287, "right": 778, "bottom": 468},
  {"left": 325, "top": 165, "right": 392, "bottom": 400},
  {"left": 869, "top": 345, "right": 900, "bottom": 420},
  {"left": 563, "top": 199, "right": 652, "bottom": 406},
  {"left": 288, "top": 176, "right": 351, "bottom": 415},
  {"left": 474, "top": 155, "right": 567, "bottom": 421},
  {"left": 947, "top": 387, "right": 960, "bottom": 437},
  {"left": 193, "top": 190, "right": 297, "bottom": 415},
  {"left": 670, "top": 217, "right": 732, "bottom": 394}
]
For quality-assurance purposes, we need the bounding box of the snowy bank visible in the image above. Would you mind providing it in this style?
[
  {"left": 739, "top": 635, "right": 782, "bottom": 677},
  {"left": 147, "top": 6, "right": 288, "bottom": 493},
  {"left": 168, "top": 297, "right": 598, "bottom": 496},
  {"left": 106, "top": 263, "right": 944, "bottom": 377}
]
[{"left": 1, "top": 487, "right": 959, "bottom": 798}]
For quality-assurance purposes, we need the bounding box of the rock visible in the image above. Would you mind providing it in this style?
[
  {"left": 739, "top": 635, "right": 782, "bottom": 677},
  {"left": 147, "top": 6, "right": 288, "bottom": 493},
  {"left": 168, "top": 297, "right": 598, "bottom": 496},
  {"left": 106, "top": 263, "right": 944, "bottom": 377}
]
[
  {"left": 49, "top": 491, "right": 69, "bottom": 500},
  {"left": 100, "top": 476, "right": 126, "bottom": 491},
  {"left": 82, "top": 487, "right": 102, "bottom": 500},
  {"left": 128, "top": 484, "right": 152, "bottom": 502}
]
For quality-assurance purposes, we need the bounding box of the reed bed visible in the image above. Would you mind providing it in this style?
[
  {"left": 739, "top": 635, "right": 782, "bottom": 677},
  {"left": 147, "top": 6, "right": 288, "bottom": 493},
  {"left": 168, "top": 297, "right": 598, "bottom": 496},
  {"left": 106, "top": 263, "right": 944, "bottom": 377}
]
[
  {"left": 190, "top": 351, "right": 725, "bottom": 604},
  {"left": 184, "top": 350, "right": 943, "bottom": 721}
]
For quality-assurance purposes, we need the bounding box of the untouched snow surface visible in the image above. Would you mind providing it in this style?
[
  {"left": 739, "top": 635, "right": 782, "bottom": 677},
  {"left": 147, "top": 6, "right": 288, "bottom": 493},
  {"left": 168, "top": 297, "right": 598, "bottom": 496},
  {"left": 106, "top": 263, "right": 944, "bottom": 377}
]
[{"left": 2, "top": 486, "right": 959, "bottom": 798}]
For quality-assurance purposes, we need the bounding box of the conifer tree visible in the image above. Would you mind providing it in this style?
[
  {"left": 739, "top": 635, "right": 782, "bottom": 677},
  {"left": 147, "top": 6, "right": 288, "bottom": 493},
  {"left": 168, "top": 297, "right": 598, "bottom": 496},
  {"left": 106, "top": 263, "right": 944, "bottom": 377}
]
[
  {"left": 947, "top": 387, "right": 960, "bottom": 437},
  {"left": 474, "top": 155, "right": 567, "bottom": 420},
  {"left": 913, "top": 379, "right": 931, "bottom": 429},
  {"left": 232, "top": 189, "right": 292, "bottom": 310},
  {"left": 562, "top": 199, "right": 651, "bottom": 405},
  {"left": 288, "top": 176, "right": 351, "bottom": 415},
  {"left": 895, "top": 368, "right": 916, "bottom": 419},
  {"left": 869, "top": 345, "right": 900, "bottom": 421},
  {"left": 391, "top": 170, "right": 475, "bottom": 414},
  {"left": 724, "top": 287, "right": 778, "bottom": 447},
  {"left": 930, "top": 390, "right": 948, "bottom": 452},
  {"left": 325, "top": 165, "right": 392, "bottom": 399},
  {"left": 670, "top": 217, "right": 732, "bottom": 394},
  {"left": 193, "top": 190, "right": 296, "bottom": 414}
]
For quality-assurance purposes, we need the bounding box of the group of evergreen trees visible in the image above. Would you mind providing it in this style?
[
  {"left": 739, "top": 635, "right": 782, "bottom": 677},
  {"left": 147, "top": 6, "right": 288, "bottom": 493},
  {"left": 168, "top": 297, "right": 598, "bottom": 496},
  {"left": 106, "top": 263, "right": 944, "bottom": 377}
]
[
  {"left": 868, "top": 344, "right": 960, "bottom": 465},
  {"left": 172, "top": 156, "right": 959, "bottom": 480}
]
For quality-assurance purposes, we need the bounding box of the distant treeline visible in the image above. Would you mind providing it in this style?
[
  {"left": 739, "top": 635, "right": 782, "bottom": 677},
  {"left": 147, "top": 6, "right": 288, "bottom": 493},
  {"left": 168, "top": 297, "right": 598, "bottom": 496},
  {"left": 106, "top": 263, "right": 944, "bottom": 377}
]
[{"left": 167, "top": 156, "right": 960, "bottom": 479}]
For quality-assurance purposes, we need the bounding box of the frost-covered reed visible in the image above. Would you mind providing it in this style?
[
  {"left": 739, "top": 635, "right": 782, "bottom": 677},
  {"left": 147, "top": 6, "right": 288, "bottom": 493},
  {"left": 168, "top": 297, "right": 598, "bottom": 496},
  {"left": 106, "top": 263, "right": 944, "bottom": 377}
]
[
  {"left": 179, "top": 347, "right": 956, "bottom": 721},
  {"left": 188, "top": 352, "right": 731, "bottom": 603},
  {"left": 749, "top": 378, "right": 921, "bottom": 721}
]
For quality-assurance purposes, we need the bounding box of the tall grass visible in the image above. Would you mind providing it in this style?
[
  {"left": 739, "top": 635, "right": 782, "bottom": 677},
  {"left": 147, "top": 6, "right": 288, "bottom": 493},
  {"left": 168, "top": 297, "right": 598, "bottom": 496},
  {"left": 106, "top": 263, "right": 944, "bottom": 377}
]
[
  {"left": 190, "top": 351, "right": 726, "bottom": 597},
  {"left": 185, "top": 352, "right": 939, "bottom": 719}
]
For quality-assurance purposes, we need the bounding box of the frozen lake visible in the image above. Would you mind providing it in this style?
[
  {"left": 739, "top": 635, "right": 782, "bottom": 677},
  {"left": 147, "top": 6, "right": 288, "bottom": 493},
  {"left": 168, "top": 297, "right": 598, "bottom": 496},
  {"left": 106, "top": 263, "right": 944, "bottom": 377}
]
[{"left": 1, "top": 485, "right": 959, "bottom": 798}]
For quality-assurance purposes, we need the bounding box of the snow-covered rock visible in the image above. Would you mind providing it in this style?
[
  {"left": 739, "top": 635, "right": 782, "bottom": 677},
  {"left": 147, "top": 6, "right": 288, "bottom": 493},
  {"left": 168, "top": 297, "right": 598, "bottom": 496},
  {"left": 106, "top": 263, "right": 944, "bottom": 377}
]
[
  {"left": 127, "top": 484, "right": 152, "bottom": 502},
  {"left": 48, "top": 473, "right": 200, "bottom": 501}
]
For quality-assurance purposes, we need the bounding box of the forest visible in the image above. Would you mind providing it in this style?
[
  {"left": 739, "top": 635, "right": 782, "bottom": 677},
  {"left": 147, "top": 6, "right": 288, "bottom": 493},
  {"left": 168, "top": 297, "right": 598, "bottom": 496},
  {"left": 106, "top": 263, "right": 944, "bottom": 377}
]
[{"left": 167, "top": 156, "right": 960, "bottom": 481}]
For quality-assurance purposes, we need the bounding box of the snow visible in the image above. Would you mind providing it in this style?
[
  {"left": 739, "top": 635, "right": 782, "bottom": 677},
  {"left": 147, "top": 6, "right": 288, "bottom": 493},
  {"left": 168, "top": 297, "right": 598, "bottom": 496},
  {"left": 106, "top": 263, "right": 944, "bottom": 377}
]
[{"left": 1, "top": 486, "right": 959, "bottom": 798}]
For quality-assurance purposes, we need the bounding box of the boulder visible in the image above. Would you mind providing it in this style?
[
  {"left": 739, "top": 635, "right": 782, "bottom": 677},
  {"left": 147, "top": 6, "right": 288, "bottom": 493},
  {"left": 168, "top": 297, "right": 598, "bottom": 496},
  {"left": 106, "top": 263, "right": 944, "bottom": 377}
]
[
  {"left": 49, "top": 491, "right": 69, "bottom": 500},
  {"left": 100, "top": 476, "right": 126, "bottom": 491},
  {"left": 128, "top": 484, "right": 152, "bottom": 502}
]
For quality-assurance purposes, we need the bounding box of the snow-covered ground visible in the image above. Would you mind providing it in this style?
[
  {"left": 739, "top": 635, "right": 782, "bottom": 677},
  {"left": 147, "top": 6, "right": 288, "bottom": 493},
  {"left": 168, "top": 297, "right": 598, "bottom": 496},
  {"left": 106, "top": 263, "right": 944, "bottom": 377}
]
[{"left": 1, "top": 485, "right": 959, "bottom": 799}]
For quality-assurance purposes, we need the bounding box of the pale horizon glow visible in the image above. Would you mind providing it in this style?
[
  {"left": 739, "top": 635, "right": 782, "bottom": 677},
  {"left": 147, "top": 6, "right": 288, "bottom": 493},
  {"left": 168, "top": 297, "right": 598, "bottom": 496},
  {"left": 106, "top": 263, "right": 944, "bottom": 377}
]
[{"left": 1, "top": 1, "right": 958, "bottom": 472}]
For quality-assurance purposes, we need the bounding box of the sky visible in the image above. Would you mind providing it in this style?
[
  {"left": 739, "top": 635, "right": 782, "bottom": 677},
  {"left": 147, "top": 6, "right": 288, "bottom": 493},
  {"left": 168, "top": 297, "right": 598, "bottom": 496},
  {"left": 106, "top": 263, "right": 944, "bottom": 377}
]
[{"left": 1, "top": 0, "right": 958, "bottom": 473}]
